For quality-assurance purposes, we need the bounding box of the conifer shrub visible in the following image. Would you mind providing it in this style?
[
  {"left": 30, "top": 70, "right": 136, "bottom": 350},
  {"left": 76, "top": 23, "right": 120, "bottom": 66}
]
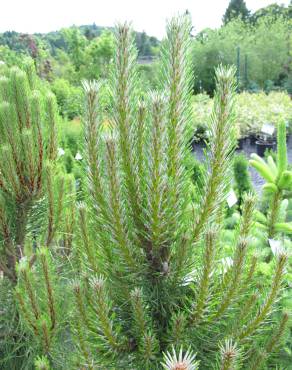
[
  {"left": 0, "top": 59, "right": 58, "bottom": 281},
  {"left": 71, "top": 16, "right": 288, "bottom": 369},
  {"left": 0, "top": 16, "right": 289, "bottom": 370},
  {"left": 0, "top": 59, "right": 76, "bottom": 368}
]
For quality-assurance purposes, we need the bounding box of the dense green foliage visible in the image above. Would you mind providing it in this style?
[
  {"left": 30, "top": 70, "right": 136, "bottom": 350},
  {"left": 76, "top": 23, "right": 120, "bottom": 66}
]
[
  {"left": 192, "top": 91, "right": 292, "bottom": 141},
  {"left": 0, "top": 59, "right": 59, "bottom": 280},
  {"left": 0, "top": 15, "right": 291, "bottom": 370},
  {"left": 193, "top": 13, "right": 291, "bottom": 94}
]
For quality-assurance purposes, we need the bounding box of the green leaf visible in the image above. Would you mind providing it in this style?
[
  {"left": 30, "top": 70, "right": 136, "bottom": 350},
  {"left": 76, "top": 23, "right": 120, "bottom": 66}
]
[
  {"left": 274, "top": 222, "right": 292, "bottom": 234},
  {"left": 262, "top": 182, "right": 278, "bottom": 194},
  {"left": 267, "top": 155, "right": 278, "bottom": 176},
  {"left": 254, "top": 210, "right": 267, "bottom": 224},
  {"left": 249, "top": 160, "right": 275, "bottom": 183},
  {"left": 277, "top": 170, "right": 292, "bottom": 190},
  {"left": 277, "top": 120, "right": 287, "bottom": 175}
]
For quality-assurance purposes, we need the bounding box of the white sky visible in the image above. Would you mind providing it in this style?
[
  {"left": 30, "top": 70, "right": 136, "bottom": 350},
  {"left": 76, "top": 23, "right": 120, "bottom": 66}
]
[{"left": 0, "top": 0, "right": 290, "bottom": 38}]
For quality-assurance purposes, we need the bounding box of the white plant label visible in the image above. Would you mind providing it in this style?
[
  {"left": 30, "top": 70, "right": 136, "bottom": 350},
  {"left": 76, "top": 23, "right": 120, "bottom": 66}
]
[
  {"left": 206, "top": 130, "right": 212, "bottom": 137},
  {"left": 227, "top": 189, "right": 237, "bottom": 208},
  {"left": 268, "top": 239, "right": 283, "bottom": 256},
  {"left": 75, "top": 152, "right": 83, "bottom": 160},
  {"left": 261, "top": 123, "right": 275, "bottom": 136},
  {"left": 57, "top": 147, "right": 65, "bottom": 157}
]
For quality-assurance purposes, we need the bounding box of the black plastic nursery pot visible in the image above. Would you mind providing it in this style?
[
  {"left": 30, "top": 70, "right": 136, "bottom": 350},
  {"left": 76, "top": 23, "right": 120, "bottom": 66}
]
[
  {"left": 249, "top": 135, "right": 257, "bottom": 145},
  {"left": 255, "top": 140, "right": 276, "bottom": 157},
  {"left": 237, "top": 137, "right": 248, "bottom": 150}
]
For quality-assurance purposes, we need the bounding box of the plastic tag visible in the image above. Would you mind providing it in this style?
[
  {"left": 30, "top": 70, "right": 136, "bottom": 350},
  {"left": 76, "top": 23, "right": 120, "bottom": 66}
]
[
  {"left": 206, "top": 130, "right": 212, "bottom": 137},
  {"left": 261, "top": 123, "right": 274, "bottom": 136},
  {"left": 268, "top": 239, "right": 283, "bottom": 256},
  {"left": 227, "top": 189, "right": 237, "bottom": 208},
  {"left": 57, "top": 147, "right": 65, "bottom": 157},
  {"left": 75, "top": 152, "right": 83, "bottom": 160}
]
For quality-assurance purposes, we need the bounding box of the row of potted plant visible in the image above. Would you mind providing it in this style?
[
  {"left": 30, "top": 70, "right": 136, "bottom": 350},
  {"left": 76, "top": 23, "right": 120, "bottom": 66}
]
[{"left": 191, "top": 90, "right": 292, "bottom": 155}]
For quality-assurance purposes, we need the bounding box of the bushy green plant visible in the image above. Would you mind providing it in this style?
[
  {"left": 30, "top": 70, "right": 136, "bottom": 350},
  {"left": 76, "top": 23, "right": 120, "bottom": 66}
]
[
  {"left": 59, "top": 119, "right": 83, "bottom": 157},
  {"left": 71, "top": 17, "right": 288, "bottom": 369},
  {"left": 0, "top": 60, "right": 77, "bottom": 370},
  {"left": 0, "top": 60, "right": 59, "bottom": 281},
  {"left": 191, "top": 93, "right": 212, "bottom": 141},
  {"left": 51, "top": 78, "right": 82, "bottom": 120},
  {"left": 191, "top": 90, "right": 292, "bottom": 139},
  {"left": 235, "top": 91, "right": 292, "bottom": 138},
  {"left": 250, "top": 120, "right": 292, "bottom": 238},
  {"left": 1, "top": 16, "right": 290, "bottom": 370},
  {"left": 16, "top": 249, "right": 61, "bottom": 358}
]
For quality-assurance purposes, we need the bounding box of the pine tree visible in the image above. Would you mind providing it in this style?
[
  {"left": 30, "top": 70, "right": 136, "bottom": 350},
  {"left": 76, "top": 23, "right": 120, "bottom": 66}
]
[
  {"left": 71, "top": 16, "right": 288, "bottom": 369},
  {"left": 0, "top": 60, "right": 72, "bottom": 281},
  {"left": 2, "top": 16, "right": 289, "bottom": 370},
  {"left": 223, "top": 0, "right": 250, "bottom": 24}
]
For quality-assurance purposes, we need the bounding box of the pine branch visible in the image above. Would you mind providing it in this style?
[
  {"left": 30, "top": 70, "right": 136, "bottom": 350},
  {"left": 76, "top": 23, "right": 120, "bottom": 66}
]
[
  {"left": 162, "top": 15, "right": 193, "bottom": 240},
  {"left": 130, "top": 287, "right": 150, "bottom": 341},
  {"left": 74, "top": 316, "right": 94, "bottom": 370},
  {"left": 190, "top": 226, "right": 218, "bottom": 323},
  {"left": 238, "top": 253, "right": 287, "bottom": 341},
  {"left": 78, "top": 203, "right": 98, "bottom": 272},
  {"left": 139, "top": 332, "right": 159, "bottom": 368},
  {"left": 17, "top": 259, "right": 40, "bottom": 321},
  {"left": 72, "top": 279, "right": 95, "bottom": 333},
  {"left": 38, "top": 248, "right": 56, "bottom": 330},
  {"left": 0, "top": 63, "right": 59, "bottom": 280},
  {"left": 167, "top": 312, "right": 188, "bottom": 347},
  {"left": 193, "top": 66, "right": 237, "bottom": 241},
  {"left": 89, "top": 276, "right": 121, "bottom": 351},
  {"left": 83, "top": 80, "right": 109, "bottom": 222},
  {"left": 111, "top": 23, "right": 141, "bottom": 227},
  {"left": 105, "top": 138, "right": 137, "bottom": 269},
  {"left": 249, "top": 313, "right": 289, "bottom": 370},
  {"left": 145, "top": 93, "right": 168, "bottom": 267}
]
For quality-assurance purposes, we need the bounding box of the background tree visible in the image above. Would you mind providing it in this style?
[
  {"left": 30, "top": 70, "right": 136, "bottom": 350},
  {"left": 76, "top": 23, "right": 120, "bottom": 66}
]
[
  {"left": 81, "top": 30, "right": 115, "bottom": 79},
  {"left": 223, "top": 0, "right": 250, "bottom": 24},
  {"left": 61, "top": 27, "right": 87, "bottom": 72},
  {"left": 193, "top": 15, "right": 291, "bottom": 94}
]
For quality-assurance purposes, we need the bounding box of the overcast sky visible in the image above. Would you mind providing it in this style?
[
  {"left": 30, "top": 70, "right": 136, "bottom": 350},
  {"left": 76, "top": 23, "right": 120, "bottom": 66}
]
[{"left": 0, "top": 0, "right": 290, "bottom": 38}]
